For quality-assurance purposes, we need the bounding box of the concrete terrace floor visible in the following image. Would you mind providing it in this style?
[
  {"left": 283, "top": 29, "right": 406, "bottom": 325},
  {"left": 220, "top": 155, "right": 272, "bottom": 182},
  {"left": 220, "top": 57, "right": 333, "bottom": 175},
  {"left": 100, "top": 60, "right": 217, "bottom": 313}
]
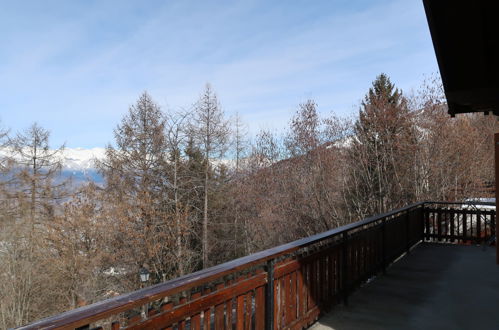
[{"left": 310, "top": 243, "right": 499, "bottom": 330}]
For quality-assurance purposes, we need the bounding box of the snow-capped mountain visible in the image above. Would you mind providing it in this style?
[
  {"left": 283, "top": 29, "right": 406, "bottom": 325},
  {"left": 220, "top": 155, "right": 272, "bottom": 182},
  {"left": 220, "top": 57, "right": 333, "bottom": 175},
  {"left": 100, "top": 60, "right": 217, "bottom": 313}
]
[
  {"left": 0, "top": 147, "right": 106, "bottom": 185},
  {"left": 1, "top": 147, "right": 236, "bottom": 186},
  {"left": 59, "top": 147, "right": 106, "bottom": 184},
  {"left": 59, "top": 147, "right": 106, "bottom": 171}
]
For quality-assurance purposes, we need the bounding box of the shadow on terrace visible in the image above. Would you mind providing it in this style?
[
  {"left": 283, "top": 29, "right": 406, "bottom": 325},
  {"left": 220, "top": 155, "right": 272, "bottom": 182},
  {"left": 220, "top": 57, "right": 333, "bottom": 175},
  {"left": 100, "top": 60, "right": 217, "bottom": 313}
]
[{"left": 18, "top": 201, "right": 497, "bottom": 330}]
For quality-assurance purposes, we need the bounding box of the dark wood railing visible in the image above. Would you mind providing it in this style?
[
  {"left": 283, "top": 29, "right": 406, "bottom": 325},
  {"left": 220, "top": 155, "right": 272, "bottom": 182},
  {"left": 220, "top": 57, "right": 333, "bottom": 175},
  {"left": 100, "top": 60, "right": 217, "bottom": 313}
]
[
  {"left": 18, "top": 201, "right": 495, "bottom": 330},
  {"left": 424, "top": 201, "right": 495, "bottom": 244}
]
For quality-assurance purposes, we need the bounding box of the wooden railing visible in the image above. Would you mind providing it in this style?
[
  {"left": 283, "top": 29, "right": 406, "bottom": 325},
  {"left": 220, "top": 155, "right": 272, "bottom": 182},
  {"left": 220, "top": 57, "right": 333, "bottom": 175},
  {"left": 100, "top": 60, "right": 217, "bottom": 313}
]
[
  {"left": 424, "top": 201, "right": 496, "bottom": 244},
  {"left": 18, "top": 201, "right": 495, "bottom": 330}
]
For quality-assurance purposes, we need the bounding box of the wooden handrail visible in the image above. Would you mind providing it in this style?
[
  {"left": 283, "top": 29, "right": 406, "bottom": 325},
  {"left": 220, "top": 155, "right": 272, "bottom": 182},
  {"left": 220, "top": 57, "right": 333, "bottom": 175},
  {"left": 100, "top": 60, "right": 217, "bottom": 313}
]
[
  {"left": 18, "top": 201, "right": 492, "bottom": 329},
  {"left": 425, "top": 201, "right": 495, "bottom": 206}
]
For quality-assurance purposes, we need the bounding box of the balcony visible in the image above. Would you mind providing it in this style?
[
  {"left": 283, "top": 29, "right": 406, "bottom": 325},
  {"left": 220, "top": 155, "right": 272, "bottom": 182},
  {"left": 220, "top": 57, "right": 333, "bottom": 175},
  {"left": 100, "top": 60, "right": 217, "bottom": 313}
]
[
  {"left": 311, "top": 243, "right": 499, "bottom": 329},
  {"left": 18, "top": 201, "right": 496, "bottom": 330}
]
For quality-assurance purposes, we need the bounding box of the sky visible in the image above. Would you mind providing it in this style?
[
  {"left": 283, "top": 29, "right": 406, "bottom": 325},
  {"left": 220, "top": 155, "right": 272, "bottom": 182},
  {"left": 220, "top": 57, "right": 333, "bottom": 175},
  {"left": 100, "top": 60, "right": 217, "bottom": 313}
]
[{"left": 0, "top": 0, "right": 439, "bottom": 148}]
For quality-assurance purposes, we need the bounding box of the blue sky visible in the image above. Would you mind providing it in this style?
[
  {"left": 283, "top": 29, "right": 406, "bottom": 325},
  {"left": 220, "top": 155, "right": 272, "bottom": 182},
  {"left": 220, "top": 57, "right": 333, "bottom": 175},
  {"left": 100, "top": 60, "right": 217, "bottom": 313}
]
[{"left": 0, "top": 0, "right": 438, "bottom": 148}]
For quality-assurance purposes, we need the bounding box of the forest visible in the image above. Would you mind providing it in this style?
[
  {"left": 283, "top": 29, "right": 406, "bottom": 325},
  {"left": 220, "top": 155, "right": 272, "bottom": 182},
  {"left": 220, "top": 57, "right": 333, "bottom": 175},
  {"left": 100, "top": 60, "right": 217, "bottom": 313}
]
[{"left": 0, "top": 74, "right": 496, "bottom": 328}]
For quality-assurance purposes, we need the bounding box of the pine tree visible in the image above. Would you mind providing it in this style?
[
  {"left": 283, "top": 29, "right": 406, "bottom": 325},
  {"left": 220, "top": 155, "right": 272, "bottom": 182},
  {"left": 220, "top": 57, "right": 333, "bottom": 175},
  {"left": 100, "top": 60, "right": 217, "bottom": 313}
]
[{"left": 348, "top": 74, "right": 416, "bottom": 217}]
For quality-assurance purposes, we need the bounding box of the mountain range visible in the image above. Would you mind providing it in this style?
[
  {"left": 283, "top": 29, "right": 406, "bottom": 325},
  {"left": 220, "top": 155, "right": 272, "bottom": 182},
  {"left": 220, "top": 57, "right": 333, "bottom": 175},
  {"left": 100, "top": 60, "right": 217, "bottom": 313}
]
[
  {"left": 59, "top": 147, "right": 105, "bottom": 184},
  {"left": 0, "top": 147, "right": 106, "bottom": 185}
]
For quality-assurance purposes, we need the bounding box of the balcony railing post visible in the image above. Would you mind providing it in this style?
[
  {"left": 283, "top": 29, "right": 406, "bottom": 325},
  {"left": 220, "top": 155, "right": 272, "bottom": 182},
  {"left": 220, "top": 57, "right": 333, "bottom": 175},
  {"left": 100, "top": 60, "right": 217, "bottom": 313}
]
[
  {"left": 381, "top": 218, "right": 386, "bottom": 274},
  {"left": 341, "top": 231, "right": 349, "bottom": 305},
  {"left": 265, "top": 259, "right": 275, "bottom": 330},
  {"left": 422, "top": 205, "right": 427, "bottom": 241},
  {"left": 476, "top": 209, "right": 482, "bottom": 244},
  {"left": 405, "top": 211, "right": 411, "bottom": 254},
  {"left": 492, "top": 212, "right": 496, "bottom": 244}
]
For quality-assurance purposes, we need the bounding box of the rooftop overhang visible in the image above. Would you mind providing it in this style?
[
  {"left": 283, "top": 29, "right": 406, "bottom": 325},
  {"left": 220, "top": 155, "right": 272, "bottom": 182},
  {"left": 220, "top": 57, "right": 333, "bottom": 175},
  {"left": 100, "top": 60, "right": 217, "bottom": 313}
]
[{"left": 423, "top": 0, "right": 499, "bottom": 116}]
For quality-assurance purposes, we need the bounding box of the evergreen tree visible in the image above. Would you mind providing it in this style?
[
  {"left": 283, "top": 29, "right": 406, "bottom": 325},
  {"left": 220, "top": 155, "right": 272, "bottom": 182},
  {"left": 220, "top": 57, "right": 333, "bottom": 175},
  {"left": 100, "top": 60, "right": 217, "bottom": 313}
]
[{"left": 348, "top": 74, "right": 416, "bottom": 217}]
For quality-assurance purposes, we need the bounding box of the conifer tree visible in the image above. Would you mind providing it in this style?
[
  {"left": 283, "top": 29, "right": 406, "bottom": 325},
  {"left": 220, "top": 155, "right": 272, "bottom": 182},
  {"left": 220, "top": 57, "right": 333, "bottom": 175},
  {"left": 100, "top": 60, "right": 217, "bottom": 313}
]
[{"left": 347, "top": 74, "right": 416, "bottom": 217}]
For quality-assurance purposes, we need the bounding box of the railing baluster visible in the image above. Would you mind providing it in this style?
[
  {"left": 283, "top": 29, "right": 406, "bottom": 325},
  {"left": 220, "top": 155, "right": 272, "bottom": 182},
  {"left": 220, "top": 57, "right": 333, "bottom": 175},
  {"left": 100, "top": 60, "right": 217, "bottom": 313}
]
[
  {"left": 476, "top": 209, "right": 482, "bottom": 244},
  {"left": 265, "top": 260, "right": 275, "bottom": 330},
  {"left": 203, "top": 288, "right": 212, "bottom": 330},
  {"left": 424, "top": 207, "right": 429, "bottom": 241},
  {"left": 381, "top": 218, "right": 387, "bottom": 274},
  {"left": 341, "top": 232, "right": 349, "bottom": 305},
  {"left": 214, "top": 284, "right": 224, "bottom": 330},
  {"left": 449, "top": 210, "right": 456, "bottom": 243},
  {"left": 319, "top": 256, "right": 326, "bottom": 306},
  {"left": 405, "top": 211, "right": 411, "bottom": 253},
  {"left": 492, "top": 212, "right": 496, "bottom": 240},
  {"left": 255, "top": 284, "right": 265, "bottom": 330},
  {"left": 463, "top": 210, "right": 468, "bottom": 243},
  {"left": 437, "top": 209, "right": 442, "bottom": 241},
  {"left": 191, "top": 293, "right": 202, "bottom": 330}
]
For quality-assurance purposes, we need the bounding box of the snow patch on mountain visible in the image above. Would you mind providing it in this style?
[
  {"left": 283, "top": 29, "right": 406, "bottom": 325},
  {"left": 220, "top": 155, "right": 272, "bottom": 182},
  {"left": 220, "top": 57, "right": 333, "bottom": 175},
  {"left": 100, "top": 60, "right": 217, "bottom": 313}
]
[
  {"left": 0, "top": 147, "right": 106, "bottom": 184},
  {"left": 58, "top": 148, "right": 106, "bottom": 184},
  {"left": 0, "top": 147, "right": 106, "bottom": 171},
  {"left": 60, "top": 147, "right": 106, "bottom": 171}
]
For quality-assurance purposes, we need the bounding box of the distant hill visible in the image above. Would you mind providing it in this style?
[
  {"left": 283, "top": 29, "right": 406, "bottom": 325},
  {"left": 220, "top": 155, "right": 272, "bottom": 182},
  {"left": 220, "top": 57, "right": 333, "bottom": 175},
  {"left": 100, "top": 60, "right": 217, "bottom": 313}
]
[{"left": 60, "top": 168, "right": 104, "bottom": 185}]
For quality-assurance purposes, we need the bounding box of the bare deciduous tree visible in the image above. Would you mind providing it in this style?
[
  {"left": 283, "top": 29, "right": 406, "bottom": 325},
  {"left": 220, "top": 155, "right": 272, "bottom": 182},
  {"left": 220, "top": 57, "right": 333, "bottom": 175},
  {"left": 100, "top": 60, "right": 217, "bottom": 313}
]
[
  {"left": 190, "top": 84, "right": 230, "bottom": 267},
  {"left": 9, "top": 123, "right": 66, "bottom": 225},
  {"left": 164, "top": 110, "right": 197, "bottom": 276},
  {"left": 97, "top": 92, "right": 175, "bottom": 287},
  {"left": 0, "top": 123, "right": 66, "bottom": 329}
]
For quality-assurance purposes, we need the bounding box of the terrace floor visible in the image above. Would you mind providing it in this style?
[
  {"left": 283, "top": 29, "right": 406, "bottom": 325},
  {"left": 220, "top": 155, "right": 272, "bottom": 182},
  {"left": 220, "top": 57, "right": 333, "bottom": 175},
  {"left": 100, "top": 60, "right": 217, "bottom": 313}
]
[{"left": 310, "top": 242, "right": 499, "bottom": 330}]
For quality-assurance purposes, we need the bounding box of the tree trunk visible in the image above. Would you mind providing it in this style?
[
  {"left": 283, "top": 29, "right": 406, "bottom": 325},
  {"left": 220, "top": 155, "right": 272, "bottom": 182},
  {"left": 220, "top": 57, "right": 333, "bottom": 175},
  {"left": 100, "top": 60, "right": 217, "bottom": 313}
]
[
  {"left": 203, "top": 161, "right": 209, "bottom": 268},
  {"left": 174, "top": 155, "right": 184, "bottom": 276}
]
